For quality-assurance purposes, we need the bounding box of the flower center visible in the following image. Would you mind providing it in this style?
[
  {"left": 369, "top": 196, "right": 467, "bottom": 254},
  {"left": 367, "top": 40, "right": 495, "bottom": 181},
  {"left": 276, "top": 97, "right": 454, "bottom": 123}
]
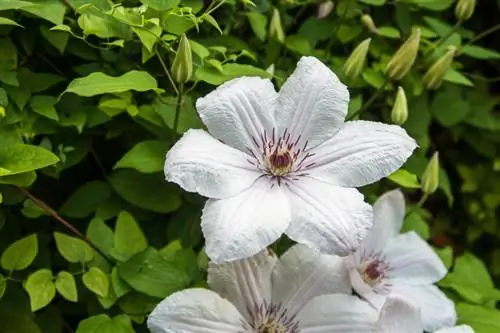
[
  {"left": 267, "top": 150, "right": 293, "bottom": 176},
  {"left": 244, "top": 303, "right": 300, "bottom": 333},
  {"left": 359, "top": 259, "right": 389, "bottom": 287}
]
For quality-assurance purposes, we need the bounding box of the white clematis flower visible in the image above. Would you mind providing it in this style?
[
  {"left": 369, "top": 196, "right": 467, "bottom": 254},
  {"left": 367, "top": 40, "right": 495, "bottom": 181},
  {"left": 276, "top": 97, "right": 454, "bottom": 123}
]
[
  {"left": 164, "top": 56, "right": 417, "bottom": 263},
  {"left": 376, "top": 296, "right": 474, "bottom": 333},
  {"left": 345, "top": 189, "right": 456, "bottom": 332},
  {"left": 148, "top": 245, "right": 381, "bottom": 333}
]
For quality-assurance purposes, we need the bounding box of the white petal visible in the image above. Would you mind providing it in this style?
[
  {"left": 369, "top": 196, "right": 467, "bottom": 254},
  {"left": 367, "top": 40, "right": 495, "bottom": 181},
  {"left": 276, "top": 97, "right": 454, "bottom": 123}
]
[
  {"left": 276, "top": 56, "right": 349, "bottom": 149},
  {"left": 386, "top": 232, "right": 447, "bottom": 285},
  {"left": 271, "top": 244, "right": 350, "bottom": 315},
  {"left": 147, "top": 288, "right": 245, "bottom": 333},
  {"left": 376, "top": 295, "right": 422, "bottom": 333},
  {"left": 391, "top": 284, "right": 457, "bottom": 332},
  {"left": 285, "top": 177, "right": 373, "bottom": 256},
  {"left": 196, "top": 76, "right": 277, "bottom": 152},
  {"left": 202, "top": 177, "right": 291, "bottom": 264},
  {"left": 298, "top": 294, "right": 377, "bottom": 333},
  {"left": 207, "top": 250, "right": 276, "bottom": 320},
  {"left": 165, "top": 129, "right": 261, "bottom": 199},
  {"left": 435, "top": 325, "right": 475, "bottom": 333},
  {"left": 345, "top": 256, "right": 387, "bottom": 309},
  {"left": 361, "top": 189, "right": 406, "bottom": 253},
  {"left": 307, "top": 120, "right": 417, "bottom": 187}
]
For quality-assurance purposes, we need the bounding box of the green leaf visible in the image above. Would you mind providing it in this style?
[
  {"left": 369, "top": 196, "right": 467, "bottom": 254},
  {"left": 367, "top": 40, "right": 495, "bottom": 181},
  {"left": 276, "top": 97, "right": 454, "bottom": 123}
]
[
  {"left": 55, "top": 271, "right": 78, "bottom": 302},
  {"left": 461, "top": 45, "right": 500, "bottom": 60},
  {"left": 54, "top": 232, "right": 94, "bottom": 263},
  {"left": 40, "top": 25, "right": 69, "bottom": 54},
  {"left": 457, "top": 303, "right": 500, "bottom": 333},
  {"left": 285, "top": 35, "right": 312, "bottom": 55},
  {"left": 360, "top": 0, "right": 385, "bottom": 4},
  {"left": 75, "top": 314, "right": 110, "bottom": 333},
  {"left": 24, "top": 269, "right": 56, "bottom": 311},
  {"left": 154, "top": 96, "right": 203, "bottom": 133},
  {"left": 435, "top": 246, "right": 453, "bottom": 269},
  {"left": 30, "top": 95, "right": 59, "bottom": 121},
  {"left": 0, "top": 0, "right": 34, "bottom": 11},
  {"left": 117, "top": 247, "right": 192, "bottom": 298},
  {"left": 377, "top": 26, "right": 401, "bottom": 39},
  {"left": 111, "top": 267, "right": 131, "bottom": 298},
  {"left": 20, "top": 0, "right": 66, "bottom": 25},
  {"left": 443, "top": 68, "right": 474, "bottom": 87},
  {"left": 114, "top": 140, "right": 168, "bottom": 173},
  {"left": 0, "top": 17, "right": 23, "bottom": 27},
  {"left": 0, "top": 144, "right": 59, "bottom": 176},
  {"left": 0, "top": 171, "right": 37, "bottom": 187},
  {"left": 247, "top": 12, "right": 267, "bottom": 41},
  {"left": 109, "top": 169, "right": 182, "bottom": 213},
  {"left": 402, "top": 212, "right": 430, "bottom": 240},
  {"left": 409, "top": 0, "right": 454, "bottom": 11},
  {"left": 18, "top": 68, "right": 65, "bottom": 93},
  {"left": 431, "top": 85, "right": 471, "bottom": 127},
  {"left": 1, "top": 234, "right": 38, "bottom": 271},
  {"left": 60, "top": 181, "right": 112, "bottom": 218},
  {"left": 131, "top": 23, "right": 162, "bottom": 53},
  {"left": 63, "top": 71, "right": 160, "bottom": 97},
  {"left": 82, "top": 267, "right": 109, "bottom": 297},
  {"left": 87, "top": 218, "right": 115, "bottom": 255},
  {"left": 162, "top": 12, "right": 196, "bottom": 35},
  {"left": 0, "top": 274, "right": 6, "bottom": 299},
  {"left": 387, "top": 169, "right": 420, "bottom": 189},
  {"left": 195, "top": 63, "right": 272, "bottom": 85},
  {"left": 139, "top": 0, "right": 179, "bottom": 11},
  {"left": 202, "top": 13, "right": 222, "bottom": 34},
  {"left": 111, "top": 211, "right": 148, "bottom": 262}
]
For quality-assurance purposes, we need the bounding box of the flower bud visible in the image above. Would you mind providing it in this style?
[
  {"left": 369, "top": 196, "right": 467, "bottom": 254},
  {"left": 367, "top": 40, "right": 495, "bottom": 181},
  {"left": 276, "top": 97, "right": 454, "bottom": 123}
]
[
  {"left": 361, "top": 14, "right": 378, "bottom": 34},
  {"left": 385, "top": 28, "right": 421, "bottom": 81},
  {"left": 421, "top": 152, "right": 439, "bottom": 195},
  {"left": 171, "top": 34, "right": 193, "bottom": 84},
  {"left": 391, "top": 86, "right": 408, "bottom": 125},
  {"left": 343, "top": 38, "right": 371, "bottom": 81},
  {"left": 269, "top": 8, "right": 285, "bottom": 44},
  {"left": 455, "top": 0, "right": 476, "bottom": 22},
  {"left": 317, "top": 1, "right": 334, "bottom": 19},
  {"left": 423, "top": 46, "right": 457, "bottom": 90}
]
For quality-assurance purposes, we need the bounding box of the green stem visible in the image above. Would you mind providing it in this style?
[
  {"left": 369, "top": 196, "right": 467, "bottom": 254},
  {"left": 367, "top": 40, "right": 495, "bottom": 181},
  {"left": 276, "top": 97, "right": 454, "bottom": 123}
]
[
  {"left": 433, "top": 21, "right": 462, "bottom": 52},
  {"left": 156, "top": 50, "right": 179, "bottom": 96},
  {"left": 206, "top": 0, "right": 226, "bottom": 16},
  {"left": 464, "top": 23, "right": 500, "bottom": 48},
  {"left": 174, "top": 85, "right": 184, "bottom": 132},
  {"left": 347, "top": 79, "right": 389, "bottom": 121},
  {"left": 404, "top": 193, "right": 429, "bottom": 218}
]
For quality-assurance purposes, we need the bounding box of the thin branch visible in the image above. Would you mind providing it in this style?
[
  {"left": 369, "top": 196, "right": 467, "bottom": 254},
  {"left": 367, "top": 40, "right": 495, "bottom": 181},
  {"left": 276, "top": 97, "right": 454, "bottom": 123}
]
[
  {"left": 156, "top": 50, "right": 179, "bottom": 95},
  {"left": 347, "top": 78, "right": 390, "bottom": 121}
]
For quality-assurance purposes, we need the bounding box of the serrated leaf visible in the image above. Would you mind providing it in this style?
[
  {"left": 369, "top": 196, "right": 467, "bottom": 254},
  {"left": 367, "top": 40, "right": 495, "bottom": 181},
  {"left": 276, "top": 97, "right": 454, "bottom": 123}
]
[
  {"left": 110, "top": 211, "right": 148, "bottom": 262},
  {"left": 0, "top": 144, "right": 59, "bottom": 177},
  {"left": 24, "top": 269, "right": 55, "bottom": 311},
  {"left": 82, "top": 267, "right": 109, "bottom": 297},
  {"left": 63, "top": 71, "right": 160, "bottom": 97},
  {"left": 114, "top": 140, "right": 168, "bottom": 173},
  {"left": 0, "top": 234, "right": 38, "bottom": 271},
  {"left": 54, "top": 232, "right": 94, "bottom": 263},
  {"left": 55, "top": 271, "right": 78, "bottom": 302},
  {"left": 60, "top": 181, "right": 112, "bottom": 218}
]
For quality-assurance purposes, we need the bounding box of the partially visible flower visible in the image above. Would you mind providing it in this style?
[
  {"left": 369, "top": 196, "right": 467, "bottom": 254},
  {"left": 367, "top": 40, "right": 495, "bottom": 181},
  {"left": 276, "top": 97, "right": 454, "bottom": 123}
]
[
  {"left": 455, "top": 0, "right": 476, "bottom": 22},
  {"left": 390, "top": 86, "right": 408, "bottom": 125},
  {"left": 385, "top": 28, "right": 421, "bottom": 81},
  {"left": 345, "top": 190, "right": 456, "bottom": 332},
  {"left": 343, "top": 38, "right": 372, "bottom": 81},
  {"left": 171, "top": 34, "right": 193, "bottom": 84},
  {"left": 148, "top": 245, "right": 377, "bottom": 333},
  {"left": 164, "top": 56, "right": 417, "bottom": 263},
  {"left": 269, "top": 8, "right": 285, "bottom": 43},
  {"left": 423, "top": 46, "right": 457, "bottom": 90},
  {"left": 317, "top": 0, "right": 334, "bottom": 19},
  {"left": 421, "top": 152, "right": 440, "bottom": 195},
  {"left": 361, "top": 14, "right": 378, "bottom": 34},
  {"left": 376, "top": 296, "right": 474, "bottom": 333}
]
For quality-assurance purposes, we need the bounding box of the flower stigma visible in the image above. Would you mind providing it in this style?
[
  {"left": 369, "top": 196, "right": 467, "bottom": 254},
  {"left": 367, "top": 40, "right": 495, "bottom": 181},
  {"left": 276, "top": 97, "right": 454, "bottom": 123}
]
[
  {"left": 243, "top": 302, "right": 300, "bottom": 333},
  {"left": 359, "top": 259, "right": 389, "bottom": 287}
]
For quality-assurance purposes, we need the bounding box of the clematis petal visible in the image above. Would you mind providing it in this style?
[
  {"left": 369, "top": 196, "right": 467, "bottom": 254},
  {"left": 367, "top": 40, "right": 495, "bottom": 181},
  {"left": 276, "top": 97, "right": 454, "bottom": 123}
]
[
  {"left": 376, "top": 296, "right": 422, "bottom": 333},
  {"left": 275, "top": 56, "right": 349, "bottom": 149},
  {"left": 298, "top": 294, "right": 377, "bottom": 333},
  {"left": 435, "top": 325, "right": 475, "bottom": 333},
  {"left": 361, "top": 189, "right": 406, "bottom": 253},
  {"left": 147, "top": 288, "right": 246, "bottom": 333},
  {"left": 207, "top": 250, "right": 276, "bottom": 321},
  {"left": 285, "top": 177, "right": 373, "bottom": 256},
  {"left": 165, "top": 129, "right": 261, "bottom": 199},
  {"left": 391, "top": 284, "right": 457, "bottom": 332},
  {"left": 271, "top": 244, "right": 350, "bottom": 315},
  {"left": 385, "top": 232, "right": 447, "bottom": 285},
  {"left": 202, "top": 177, "right": 291, "bottom": 264},
  {"left": 307, "top": 120, "right": 417, "bottom": 187},
  {"left": 196, "top": 76, "right": 277, "bottom": 153}
]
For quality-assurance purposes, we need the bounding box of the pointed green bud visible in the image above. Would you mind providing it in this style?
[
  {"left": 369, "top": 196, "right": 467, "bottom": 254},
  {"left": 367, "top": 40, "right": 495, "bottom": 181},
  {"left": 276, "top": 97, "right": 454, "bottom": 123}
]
[
  {"left": 269, "top": 8, "right": 285, "bottom": 44},
  {"left": 361, "top": 14, "right": 378, "bottom": 34},
  {"left": 171, "top": 34, "right": 193, "bottom": 84},
  {"left": 455, "top": 0, "right": 476, "bottom": 22},
  {"left": 391, "top": 86, "right": 408, "bottom": 125},
  {"left": 385, "top": 28, "right": 421, "bottom": 81},
  {"left": 343, "top": 38, "right": 371, "bottom": 82},
  {"left": 421, "top": 152, "right": 440, "bottom": 195},
  {"left": 423, "top": 46, "right": 457, "bottom": 90}
]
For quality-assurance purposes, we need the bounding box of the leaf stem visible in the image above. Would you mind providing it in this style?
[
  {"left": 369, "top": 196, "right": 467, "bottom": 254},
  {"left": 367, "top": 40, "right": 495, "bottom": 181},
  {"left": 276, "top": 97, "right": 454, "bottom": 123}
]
[
  {"left": 156, "top": 50, "right": 179, "bottom": 96},
  {"left": 433, "top": 21, "right": 462, "bottom": 51},
  {"left": 174, "top": 85, "right": 184, "bottom": 132},
  {"left": 464, "top": 23, "right": 500, "bottom": 47},
  {"left": 206, "top": 0, "right": 227, "bottom": 16},
  {"left": 347, "top": 78, "right": 390, "bottom": 121},
  {"left": 17, "top": 188, "right": 109, "bottom": 260}
]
